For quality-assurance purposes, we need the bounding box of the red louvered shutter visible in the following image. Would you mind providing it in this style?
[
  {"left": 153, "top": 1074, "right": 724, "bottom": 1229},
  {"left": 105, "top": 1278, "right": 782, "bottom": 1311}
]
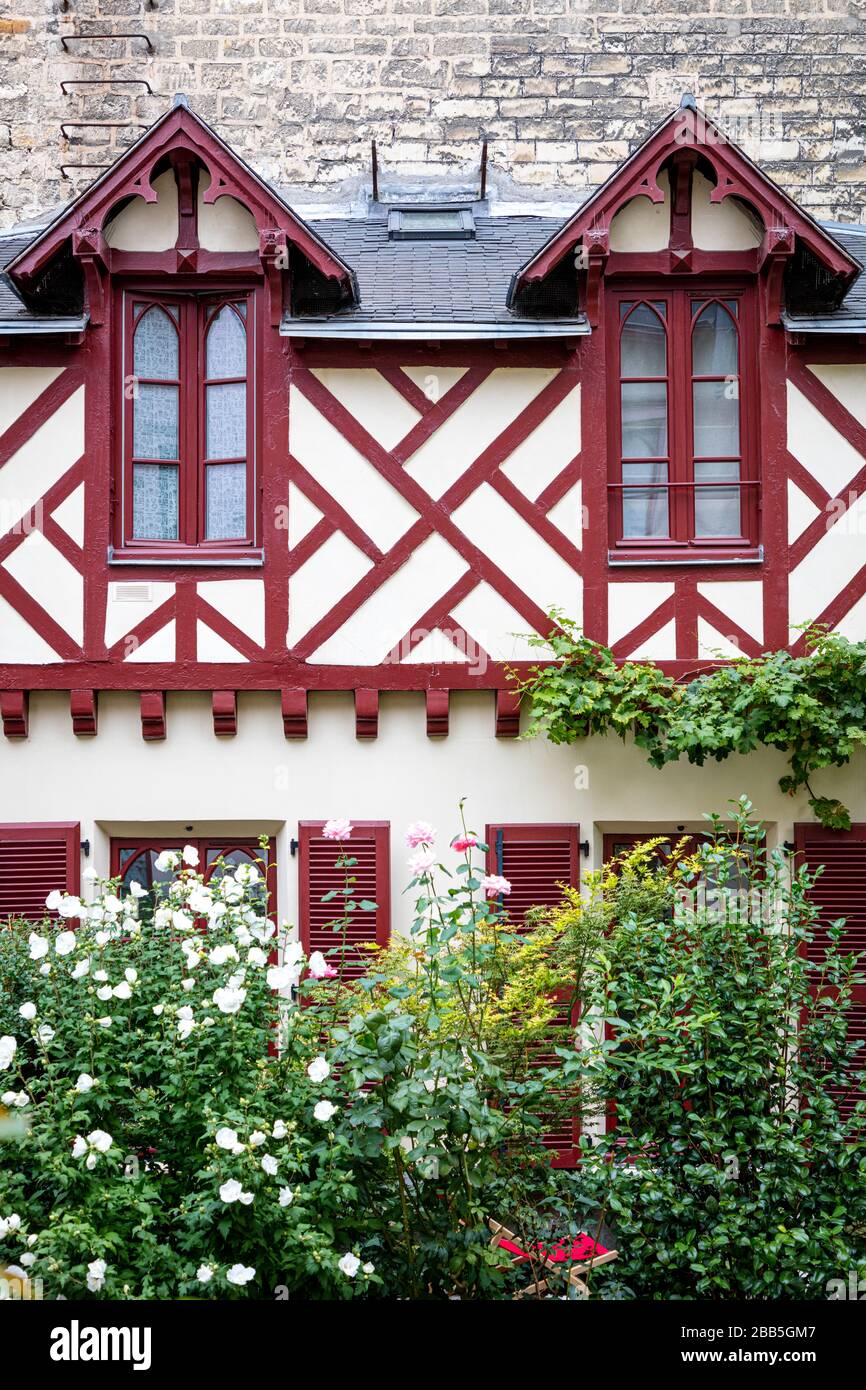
[
  {"left": 486, "top": 823, "right": 580, "bottom": 1166},
  {"left": 0, "top": 823, "right": 80, "bottom": 922},
  {"left": 298, "top": 821, "right": 390, "bottom": 980},
  {"left": 795, "top": 822, "right": 866, "bottom": 1123}
]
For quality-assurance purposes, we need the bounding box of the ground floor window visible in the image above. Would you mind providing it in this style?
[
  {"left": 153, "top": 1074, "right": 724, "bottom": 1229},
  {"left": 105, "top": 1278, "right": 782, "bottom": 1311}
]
[{"left": 111, "top": 837, "right": 275, "bottom": 923}]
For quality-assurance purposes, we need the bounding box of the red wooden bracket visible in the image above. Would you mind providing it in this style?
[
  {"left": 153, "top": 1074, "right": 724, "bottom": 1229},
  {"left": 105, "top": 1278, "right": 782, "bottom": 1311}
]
[
  {"left": 0, "top": 690, "right": 28, "bottom": 738},
  {"left": 426, "top": 689, "right": 449, "bottom": 738},
  {"left": 495, "top": 689, "right": 521, "bottom": 738},
  {"left": 72, "top": 226, "right": 107, "bottom": 326},
  {"left": 355, "top": 688, "right": 379, "bottom": 739},
  {"left": 140, "top": 691, "right": 166, "bottom": 741},
  {"left": 70, "top": 689, "right": 97, "bottom": 736},
  {"left": 761, "top": 223, "right": 795, "bottom": 324},
  {"left": 260, "top": 228, "right": 289, "bottom": 327},
  {"left": 212, "top": 690, "right": 237, "bottom": 736},
  {"left": 176, "top": 247, "right": 198, "bottom": 274},
  {"left": 281, "top": 687, "right": 308, "bottom": 739}
]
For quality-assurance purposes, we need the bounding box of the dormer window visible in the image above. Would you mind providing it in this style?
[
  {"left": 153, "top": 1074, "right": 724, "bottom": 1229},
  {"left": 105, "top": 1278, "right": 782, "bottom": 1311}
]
[
  {"left": 387, "top": 207, "right": 475, "bottom": 241},
  {"left": 608, "top": 284, "right": 759, "bottom": 561},
  {"left": 115, "top": 286, "right": 260, "bottom": 561}
]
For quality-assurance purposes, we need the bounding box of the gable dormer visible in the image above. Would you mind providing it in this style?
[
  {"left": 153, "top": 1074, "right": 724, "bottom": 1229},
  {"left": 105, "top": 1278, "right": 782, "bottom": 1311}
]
[
  {"left": 5, "top": 97, "right": 357, "bottom": 330},
  {"left": 508, "top": 99, "right": 860, "bottom": 329}
]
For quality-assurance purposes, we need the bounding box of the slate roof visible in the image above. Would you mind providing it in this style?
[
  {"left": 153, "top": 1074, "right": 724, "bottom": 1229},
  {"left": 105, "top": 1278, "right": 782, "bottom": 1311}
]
[
  {"left": 282, "top": 212, "right": 589, "bottom": 337},
  {"left": 3, "top": 206, "right": 866, "bottom": 337},
  {"left": 0, "top": 230, "right": 88, "bottom": 333},
  {"left": 782, "top": 221, "right": 866, "bottom": 334}
]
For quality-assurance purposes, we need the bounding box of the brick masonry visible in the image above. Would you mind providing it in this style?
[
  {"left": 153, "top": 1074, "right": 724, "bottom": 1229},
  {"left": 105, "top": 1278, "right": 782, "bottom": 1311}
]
[{"left": 1, "top": 0, "right": 866, "bottom": 228}]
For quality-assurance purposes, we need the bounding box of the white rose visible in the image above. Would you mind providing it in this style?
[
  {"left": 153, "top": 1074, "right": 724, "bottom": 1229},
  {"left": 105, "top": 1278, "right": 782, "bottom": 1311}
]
[
  {"left": 278, "top": 1187, "right": 293, "bottom": 1207},
  {"left": 154, "top": 850, "right": 180, "bottom": 872},
  {"left": 214, "top": 1127, "right": 239, "bottom": 1151},
  {"left": 246, "top": 947, "right": 267, "bottom": 967},
  {"left": 86, "top": 1258, "right": 107, "bottom": 1292},
  {"left": 225, "top": 1264, "right": 255, "bottom": 1286},
  {"left": 28, "top": 934, "right": 49, "bottom": 961},
  {"left": 20, "top": 1252, "right": 35, "bottom": 1268},
  {"left": 130, "top": 881, "right": 148, "bottom": 899},
  {"left": 71, "top": 958, "right": 90, "bottom": 980},
  {"left": 18, "top": 1002, "right": 36, "bottom": 1021},
  {"left": 152, "top": 1005, "right": 164, "bottom": 1017},
  {"left": 272, "top": 1120, "right": 287, "bottom": 1140},
  {"left": 125, "top": 968, "right": 138, "bottom": 984},
  {"left": 182, "top": 844, "right": 200, "bottom": 867},
  {"left": 75, "top": 1073, "right": 94, "bottom": 1094},
  {"left": 313, "top": 1100, "right": 337, "bottom": 1124},
  {"left": 71, "top": 1134, "right": 87, "bottom": 1158},
  {"left": 213, "top": 986, "right": 246, "bottom": 1015},
  {"left": 96, "top": 986, "right": 113, "bottom": 1002},
  {"left": 266, "top": 964, "right": 297, "bottom": 991},
  {"left": 45, "top": 890, "right": 63, "bottom": 911},
  {"left": 249, "top": 1130, "right": 266, "bottom": 1147},
  {"left": 55, "top": 931, "right": 77, "bottom": 956},
  {"left": 219, "top": 1180, "right": 243, "bottom": 1204},
  {"left": 307, "top": 1056, "right": 330, "bottom": 1084},
  {"left": 0, "top": 1036, "right": 18, "bottom": 1070},
  {"left": 196, "top": 1265, "right": 213, "bottom": 1283},
  {"left": 338, "top": 1252, "right": 361, "bottom": 1278},
  {"left": 261, "top": 1154, "right": 278, "bottom": 1176},
  {"left": 87, "top": 1129, "right": 112, "bottom": 1153},
  {"left": 113, "top": 981, "right": 132, "bottom": 1000},
  {"left": 57, "top": 898, "right": 82, "bottom": 920}
]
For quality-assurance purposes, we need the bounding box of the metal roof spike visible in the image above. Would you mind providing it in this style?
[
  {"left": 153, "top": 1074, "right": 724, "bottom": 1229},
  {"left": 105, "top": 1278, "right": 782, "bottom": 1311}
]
[
  {"left": 679, "top": 92, "right": 698, "bottom": 112},
  {"left": 173, "top": 92, "right": 190, "bottom": 109}
]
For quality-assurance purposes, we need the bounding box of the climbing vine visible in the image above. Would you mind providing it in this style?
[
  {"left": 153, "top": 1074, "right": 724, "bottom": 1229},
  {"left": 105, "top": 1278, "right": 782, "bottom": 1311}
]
[{"left": 511, "top": 616, "right": 866, "bottom": 829}]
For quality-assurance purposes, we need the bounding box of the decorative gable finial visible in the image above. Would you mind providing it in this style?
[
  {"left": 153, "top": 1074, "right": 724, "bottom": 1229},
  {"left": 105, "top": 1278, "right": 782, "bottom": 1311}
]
[
  {"left": 172, "top": 92, "right": 190, "bottom": 109},
  {"left": 679, "top": 91, "right": 698, "bottom": 112}
]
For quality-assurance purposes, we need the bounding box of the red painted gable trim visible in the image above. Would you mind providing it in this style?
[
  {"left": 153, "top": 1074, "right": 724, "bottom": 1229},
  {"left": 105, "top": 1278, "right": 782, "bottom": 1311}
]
[
  {"left": 8, "top": 105, "right": 353, "bottom": 294},
  {"left": 511, "top": 105, "right": 859, "bottom": 298}
]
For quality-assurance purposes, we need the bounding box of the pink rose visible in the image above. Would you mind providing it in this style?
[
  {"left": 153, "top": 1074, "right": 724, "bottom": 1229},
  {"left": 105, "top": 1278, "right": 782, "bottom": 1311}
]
[
  {"left": 480, "top": 874, "right": 511, "bottom": 898},
  {"left": 322, "top": 818, "right": 353, "bottom": 841},
  {"left": 409, "top": 850, "right": 436, "bottom": 878},
  {"left": 452, "top": 836, "right": 477, "bottom": 853},
  {"left": 405, "top": 821, "right": 436, "bottom": 850}
]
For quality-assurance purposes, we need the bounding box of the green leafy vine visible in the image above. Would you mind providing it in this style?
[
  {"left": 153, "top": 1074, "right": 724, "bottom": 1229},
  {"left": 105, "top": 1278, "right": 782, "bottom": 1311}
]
[{"left": 510, "top": 615, "right": 866, "bottom": 829}]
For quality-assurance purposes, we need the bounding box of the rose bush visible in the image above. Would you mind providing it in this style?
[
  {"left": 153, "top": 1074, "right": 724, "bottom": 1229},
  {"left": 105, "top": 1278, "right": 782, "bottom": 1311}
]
[{"left": 0, "top": 818, "right": 583, "bottom": 1300}]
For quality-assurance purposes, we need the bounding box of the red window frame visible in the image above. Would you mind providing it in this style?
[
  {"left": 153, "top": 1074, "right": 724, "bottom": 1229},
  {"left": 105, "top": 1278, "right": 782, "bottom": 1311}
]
[
  {"left": 607, "top": 282, "right": 761, "bottom": 563},
  {"left": 110, "top": 836, "right": 277, "bottom": 920},
  {"left": 113, "top": 284, "right": 262, "bottom": 563}
]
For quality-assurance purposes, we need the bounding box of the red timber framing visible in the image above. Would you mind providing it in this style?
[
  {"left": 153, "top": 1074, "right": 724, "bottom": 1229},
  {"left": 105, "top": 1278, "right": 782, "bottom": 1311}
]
[
  {"left": 2, "top": 102, "right": 866, "bottom": 729},
  {"left": 794, "top": 823, "right": 866, "bottom": 1124},
  {"left": 0, "top": 822, "right": 81, "bottom": 920},
  {"left": 486, "top": 822, "right": 581, "bottom": 1166},
  {"left": 297, "top": 821, "right": 390, "bottom": 980}
]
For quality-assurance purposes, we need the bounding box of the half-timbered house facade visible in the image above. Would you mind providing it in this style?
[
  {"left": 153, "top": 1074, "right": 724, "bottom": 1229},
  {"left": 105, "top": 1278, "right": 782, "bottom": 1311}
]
[{"left": 1, "top": 96, "right": 865, "bottom": 1149}]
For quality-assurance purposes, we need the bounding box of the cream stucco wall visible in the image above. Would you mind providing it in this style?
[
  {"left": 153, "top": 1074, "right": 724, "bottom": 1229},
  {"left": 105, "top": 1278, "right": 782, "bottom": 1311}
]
[{"left": 2, "top": 690, "right": 864, "bottom": 937}]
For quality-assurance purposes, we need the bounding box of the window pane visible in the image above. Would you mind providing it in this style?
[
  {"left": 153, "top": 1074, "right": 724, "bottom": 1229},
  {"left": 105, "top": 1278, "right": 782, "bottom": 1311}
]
[
  {"left": 133, "top": 306, "right": 179, "bottom": 380},
  {"left": 132, "top": 463, "right": 179, "bottom": 540},
  {"left": 621, "top": 381, "right": 667, "bottom": 457},
  {"left": 622, "top": 461, "right": 669, "bottom": 539},
  {"left": 206, "top": 462, "right": 247, "bottom": 539},
  {"left": 692, "top": 301, "right": 738, "bottom": 376},
  {"left": 119, "top": 848, "right": 180, "bottom": 924},
  {"left": 620, "top": 302, "right": 667, "bottom": 377},
  {"left": 694, "top": 460, "right": 741, "bottom": 537},
  {"left": 206, "top": 382, "right": 246, "bottom": 460},
  {"left": 206, "top": 305, "right": 247, "bottom": 380},
  {"left": 133, "top": 382, "right": 179, "bottom": 460},
  {"left": 693, "top": 380, "right": 739, "bottom": 457},
  {"left": 206, "top": 848, "right": 268, "bottom": 911}
]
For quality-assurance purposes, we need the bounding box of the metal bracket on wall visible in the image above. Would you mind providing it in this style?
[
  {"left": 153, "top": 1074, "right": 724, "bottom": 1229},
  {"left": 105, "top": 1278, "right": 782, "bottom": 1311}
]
[
  {"left": 61, "top": 33, "right": 154, "bottom": 53},
  {"left": 61, "top": 79, "right": 156, "bottom": 95}
]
